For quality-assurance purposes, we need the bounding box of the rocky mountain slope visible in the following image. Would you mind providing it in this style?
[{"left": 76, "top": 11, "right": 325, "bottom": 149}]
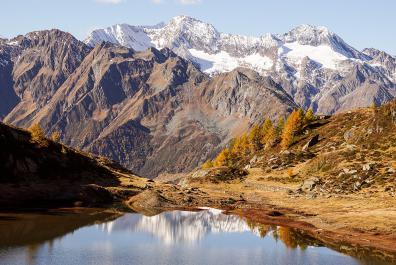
[
  {"left": 86, "top": 16, "right": 396, "bottom": 114},
  {"left": 176, "top": 98, "right": 396, "bottom": 198},
  {"left": 0, "top": 30, "right": 295, "bottom": 177}
]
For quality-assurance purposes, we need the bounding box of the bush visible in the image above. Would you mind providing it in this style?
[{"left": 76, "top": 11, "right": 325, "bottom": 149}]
[
  {"left": 51, "top": 131, "right": 61, "bottom": 142},
  {"left": 28, "top": 123, "right": 48, "bottom": 147}
]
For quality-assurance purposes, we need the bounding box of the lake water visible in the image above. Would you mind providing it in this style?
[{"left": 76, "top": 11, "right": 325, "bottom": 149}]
[{"left": 0, "top": 208, "right": 389, "bottom": 265}]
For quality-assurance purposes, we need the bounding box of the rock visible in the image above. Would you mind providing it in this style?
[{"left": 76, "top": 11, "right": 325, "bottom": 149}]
[
  {"left": 306, "top": 192, "right": 317, "bottom": 199},
  {"left": 387, "top": 167, "right": 396, "bottom": 173},
  {"left": 244, "top": 164, "right": 251, "bottom": 170},
  {"left": 300, "top": 177, "right": 320, "bottom": 192},
  {"left": 302, "top": 134, "right": 319, "bottom": 151},
  {"left": 353, "top": 181, "right": 362, "bottom": 191},
  {"left": 345, "top": 144, "right": 357, "bottom": 150},
  {"left": 249, "top": 155, "right": 258, "bottom": 165},
  {"left": 343, "top": 168, "right": 357, "bottom": 174},
  {"left": 184, "top": 196, "right": 193, "bottom": 203},
  {"left": 280, "top": 150, "right": 291, "bottom": 155},
  {"left": 362, "top": 164, "right": 372, "bottom": 171},
  {"left": 143, "top": 184, "right": 152, "bottom": 189},
  {"left": 127, "top": 190, "right": 173, "bottom": 215},
  {"left": 343, "top": 130, "right": 354, "bottom": 142}
]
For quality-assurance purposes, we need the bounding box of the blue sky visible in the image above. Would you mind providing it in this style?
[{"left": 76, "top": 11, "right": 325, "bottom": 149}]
[{"left": 1, "top": 0, "right": 395, "bottom": 54}]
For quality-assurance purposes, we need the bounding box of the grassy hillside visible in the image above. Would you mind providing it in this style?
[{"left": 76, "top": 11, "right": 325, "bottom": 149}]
[
  {"left": 186, "top": 99, "right": 396, "bottom": 196},
  {"left": 0, "top": 122, "right": 141, "bottom": 208}
]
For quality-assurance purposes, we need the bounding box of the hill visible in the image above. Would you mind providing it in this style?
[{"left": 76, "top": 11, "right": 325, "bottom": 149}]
[{"left": 0, "top": 122, "right": 146, "bottom": 208}]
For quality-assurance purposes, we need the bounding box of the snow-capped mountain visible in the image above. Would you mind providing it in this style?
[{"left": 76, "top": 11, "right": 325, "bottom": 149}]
[
  {"left": 1, "top": 19, "right": 395, "bottom": 177},
  {"left": 85, "top": 16, "right": 396, "bottom": 113}
]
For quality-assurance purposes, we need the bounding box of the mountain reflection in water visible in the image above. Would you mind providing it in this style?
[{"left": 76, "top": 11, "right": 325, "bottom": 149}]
[{"left": 0, "top": 208, "right": 378, "bottom": 265}]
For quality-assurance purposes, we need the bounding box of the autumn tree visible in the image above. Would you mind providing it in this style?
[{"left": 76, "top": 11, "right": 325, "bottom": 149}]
[
  {"left": 28, "top": 123, "right": 48, "bottom": 147},
  {"left": 276, "top": 117, "right": 285, "bottom": 136},
  {"left": 259, "top": 119, "right": 272, "bottom": 146},
  {"left": 214, "top": 148, "right": 231, "bottom": 167},
  {"left": 263, "top": 124, "right": 276, "bottom": 149},
  {"left": 261, "top": 119, "right": 272, "bottom": 137},
  {"left": 232, "top": 134, "right": 250, "bottom": 157},
  {"left": 296, "top": 108, "right": 304, "bottom": 129},
  {"left": 202, "top": 159, "right": 214, "bottom": 169},
  {"left": 304, "top": 108, "right": 315, "bottom": 123},
  {"left": 29, "top": 123, "right": 44, "bottom": 141},
  {"left": 51, "top": 131, "right": 61, "bottom": 142},
  {"left": 280, "top": 109, "right": 303, "bottom": 149},
  {"left": 249, "top": 124, "right": 262, "bottom": 152}
]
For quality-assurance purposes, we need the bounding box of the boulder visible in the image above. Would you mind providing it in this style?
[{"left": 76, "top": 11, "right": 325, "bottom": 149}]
[
  {"left": 300, "top": 177, "right": 320, "bottom": 192},
  {"left": 249, "top": 155, "right": 258, "bottom": 165},
  {"left": 362, "top": 164, "right": 371, "bottom": 171},
  {"left": 343, "top": 168, "right": 358, "bottom": 174},
  {"left": 302, "top": 134, "right": 320, "bottom": 151},
  {"left": 343, "top": 130, "right": 354, "bottom": 142},
  {"left": 353, "top": 181, "right": 362, "bottom": 191}
]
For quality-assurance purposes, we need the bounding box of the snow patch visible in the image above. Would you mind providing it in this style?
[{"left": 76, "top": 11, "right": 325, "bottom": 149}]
[
  {"left": 282, "top": 42, "right": 347, "bottom": 70},
  {"left": 7, "top": 40, "right": 19, "bottom": 46},
  {"left": 189, "top": 49, "right": 273, "bottom": 74}
]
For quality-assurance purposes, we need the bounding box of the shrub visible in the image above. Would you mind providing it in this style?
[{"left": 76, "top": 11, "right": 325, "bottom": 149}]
[
  {"left": 51, "top": 131, "right": 61, "bottom": 142},
  {"left": 28, "top": 123, "right": 48, "bottom": 147},
  {"left": 305, "top": 108, "right": 315, "bottom": 123}
]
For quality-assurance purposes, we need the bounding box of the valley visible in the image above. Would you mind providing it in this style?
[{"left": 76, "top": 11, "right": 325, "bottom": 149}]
[{"left": 0, "top": 12, "right": 396, "bottom": 265}]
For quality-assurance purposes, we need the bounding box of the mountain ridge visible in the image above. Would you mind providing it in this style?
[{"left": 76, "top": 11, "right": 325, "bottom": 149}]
[
  {"left": 85, "top": 16, "right": 396, "bottom": 113},
  {"left": 0, "top": 18, "right": 395, "bottom": 177}
]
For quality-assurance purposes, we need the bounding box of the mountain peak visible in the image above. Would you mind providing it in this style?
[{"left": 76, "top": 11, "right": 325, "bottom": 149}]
[
  {"left": 165, "top": 15, "right": 219, "bottom": 39},
  {"left": 169, "top": 15, "right": 197, "bottom": 24},
  {"left": 283, "top": 24, "right": 333, "bottom": 46}
]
